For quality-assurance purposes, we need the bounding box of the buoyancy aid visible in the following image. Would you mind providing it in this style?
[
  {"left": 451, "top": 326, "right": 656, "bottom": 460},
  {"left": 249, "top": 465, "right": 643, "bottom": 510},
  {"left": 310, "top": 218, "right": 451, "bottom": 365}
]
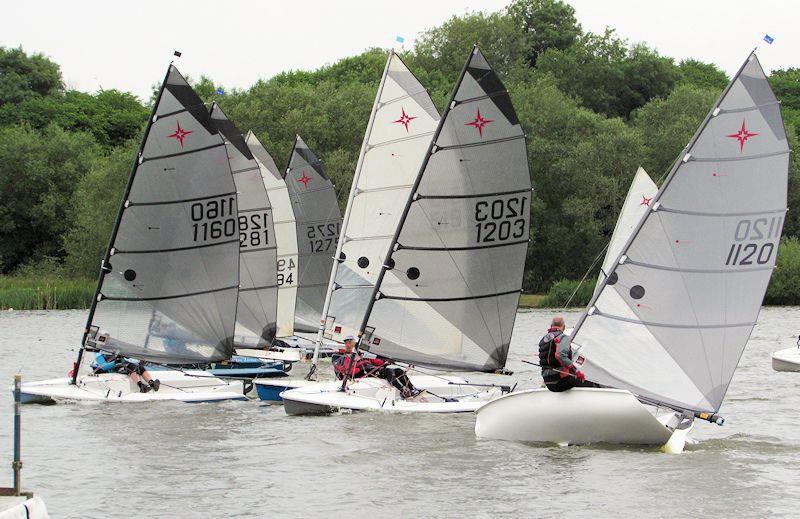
[{"left": 538, "top": 327, "right": 573, "bottom": 383}]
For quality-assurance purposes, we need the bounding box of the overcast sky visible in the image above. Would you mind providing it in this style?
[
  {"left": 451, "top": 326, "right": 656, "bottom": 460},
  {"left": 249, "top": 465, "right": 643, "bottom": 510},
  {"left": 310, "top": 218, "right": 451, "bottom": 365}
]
[{"left": 1, "top": 0, "right": 797, "bottom": 101}]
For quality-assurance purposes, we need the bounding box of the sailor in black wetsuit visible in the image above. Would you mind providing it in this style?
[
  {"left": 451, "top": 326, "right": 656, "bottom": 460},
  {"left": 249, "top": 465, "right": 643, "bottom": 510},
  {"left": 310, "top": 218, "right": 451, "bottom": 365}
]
[{"left": 539, "top": 316, "right": 600, "bottom": 392}]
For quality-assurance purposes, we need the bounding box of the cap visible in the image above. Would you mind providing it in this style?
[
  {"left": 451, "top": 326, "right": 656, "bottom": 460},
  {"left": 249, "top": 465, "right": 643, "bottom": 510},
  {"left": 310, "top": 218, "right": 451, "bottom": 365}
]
[{"left": 343, "top": 335, "right": 355, "bottom": 342}]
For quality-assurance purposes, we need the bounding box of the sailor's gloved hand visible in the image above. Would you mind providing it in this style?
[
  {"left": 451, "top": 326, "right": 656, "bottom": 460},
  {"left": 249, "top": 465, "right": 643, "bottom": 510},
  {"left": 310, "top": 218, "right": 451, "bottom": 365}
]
[{"left": 575, "top": 370, "right": 586, "bottom": 382}]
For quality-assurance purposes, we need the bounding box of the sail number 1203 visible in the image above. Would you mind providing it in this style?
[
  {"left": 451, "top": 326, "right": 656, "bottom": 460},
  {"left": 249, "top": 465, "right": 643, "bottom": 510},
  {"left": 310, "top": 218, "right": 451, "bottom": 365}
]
[{"left": 474, "top": 196, "right": 527, "bottom": 243}]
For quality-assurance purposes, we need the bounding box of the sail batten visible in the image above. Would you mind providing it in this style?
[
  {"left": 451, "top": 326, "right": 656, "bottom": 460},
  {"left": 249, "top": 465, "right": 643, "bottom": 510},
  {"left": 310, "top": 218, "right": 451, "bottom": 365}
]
[{"left": 572, "top": 52, "right": 789, "bottom": 413}]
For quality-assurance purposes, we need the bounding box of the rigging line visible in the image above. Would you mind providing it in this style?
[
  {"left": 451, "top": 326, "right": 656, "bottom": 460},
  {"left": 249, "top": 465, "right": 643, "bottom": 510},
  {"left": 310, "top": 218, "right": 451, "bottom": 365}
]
[
  {"left": 155, "top": 102, "right": 211, "bottom": 120},
  {"left": 689, "top": 149, "right": 789, "bottom": 162},
  {"left": 625, "top": 259, "right": 773, "bottom": 274},
  {"left": 398, "top": 240, "right": 527, "bottom": 252},
  {"left": 379, "top": 289, "right": 520, "bottom": 303},
  {"left": 365, "top": 131, "right": 435, "bottom": 151},
  {"left": 656, "top": 206, "right": 786, "bottom": 217},
  {"left": 434, "top": 134, "right": 525, "bottom": 152},
  {"left": 240, "top": 245, "right": 278, "bottom": 254},
  {"left": 355, "top": 184, "right": 414, "bottom": 195},
  {"left": 128, "top": 191, "right": 238, "bottom": 207},
  {"left": 378, "top": 88, "right": 430, "bottom": 108},
  {"left": 593, "top": 310, "right": 755, "bottom": 330},
  {"left": 718, "top": 100, "right": 781, "bottom": 114},
  {"left": 140, "top": 142, "right": 225, "bottom": 163},
  {"left": 231, "top": 165, "right": 262, "bottom": 175},
  {"left": 101, "top": 284, "right": 238, "bottom": 302},
  {"left": 453, "top": 89, "right": 510, "bottom": 106},
  {"left": 238, "top": 206, "right": 271, "bottom": 214},
  {"left": 563, "top": 241, "right": 608, "bottom": 311},
  {"left": 115, "top": 238, "right": 238, "bottom": 255},
  {"left": 416, "top": 188, "right": 531, "bottom": 200}
]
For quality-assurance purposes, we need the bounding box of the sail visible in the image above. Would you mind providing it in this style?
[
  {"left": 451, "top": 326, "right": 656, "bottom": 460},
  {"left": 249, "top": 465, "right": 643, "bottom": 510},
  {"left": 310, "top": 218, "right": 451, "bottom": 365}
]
[
  {"left": 324, "top": 51, "right": 440, "bottom": 342},
  {"left": 572, "top": 53, "right": 790, "bottom": 413},
  {"left": 210, "top": 104, "right": 278, "bottom": 343},
  {"left": 284, "top": 135, "right": 342, "bottom": 331},
  {"left": 87, "top": 65, "right": 239, "bottom": 363},
  {"left": 595, "top": 167, "right": 658, "bottom": 294},
  {"left": 361, "top": 46, "right": 531, "bottom": 372},
  {"left": 246, "top": 131, "right": 299, "bottom": 338}
]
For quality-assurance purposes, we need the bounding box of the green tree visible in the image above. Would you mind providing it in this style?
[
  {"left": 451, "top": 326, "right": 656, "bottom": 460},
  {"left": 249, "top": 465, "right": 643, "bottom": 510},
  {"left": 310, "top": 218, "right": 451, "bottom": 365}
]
[
  {"left": 0, "top": 47, "right": 63, "bottom": 105},
  {"left": 677, "top": 58, "right": 728, "bottom": 90},
  {"left": 0, "top": 124, "right": 99, "bottom": 272},
  {"left": 506, "top": 0, "right": 581, "bottom": 66}
]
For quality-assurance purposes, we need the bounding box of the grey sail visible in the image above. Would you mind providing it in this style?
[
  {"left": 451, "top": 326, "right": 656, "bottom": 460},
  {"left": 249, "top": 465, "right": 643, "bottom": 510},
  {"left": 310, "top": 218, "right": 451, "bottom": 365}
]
[
  {"left": 361, "top": 46, "right": 531, "bottom": 372},
  {"left": 571, "top": 52, "right": 790, "bottom": 413},
  {"left": 87, "top": 65, "right": 239, "bottom": 364},
  {"left": 210, "top": 104, "right": 278, "bottom": 344},
  {"left": 284, "top": 135, "right": 342, "bottom": 332}
]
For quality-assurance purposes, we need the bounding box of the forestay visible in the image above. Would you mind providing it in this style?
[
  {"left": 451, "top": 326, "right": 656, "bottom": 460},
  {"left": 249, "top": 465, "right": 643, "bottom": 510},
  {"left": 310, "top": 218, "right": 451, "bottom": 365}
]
[
  {"left": 360, "top": 46, "right": 531, "bottom": 372},
  {"left": 87, "top": 66, "right": 239, "bottom": 363},
  {"left": 572, "top": 53, "right": 790, "bottom": 413},
  {"left": 284, "top": 136, "right": 342, "bottom": 331},
  {"left": 210, "top": 105, "right": 278, "bottom": 343},
  {"left": 246, "top": 131, "right": 299, "bottom": 338},
  {"left": 324, "top": 51, "right": 440, "bottom": 342}
]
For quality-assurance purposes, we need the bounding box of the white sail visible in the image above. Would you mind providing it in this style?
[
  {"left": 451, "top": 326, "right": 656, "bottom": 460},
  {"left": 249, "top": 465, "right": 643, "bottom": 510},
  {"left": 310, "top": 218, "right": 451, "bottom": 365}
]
[
  {"left": 596, "top": 167, "right": 658, "bottom": 294},
  {"left": 322, "top": 51, "right": 440, "bottom": 343},
  {"left": 572, "top": 52, "right": 790, "bottom": 413},
  {"left": 246, "top": 131, "right": 299, "bottom": 338}
]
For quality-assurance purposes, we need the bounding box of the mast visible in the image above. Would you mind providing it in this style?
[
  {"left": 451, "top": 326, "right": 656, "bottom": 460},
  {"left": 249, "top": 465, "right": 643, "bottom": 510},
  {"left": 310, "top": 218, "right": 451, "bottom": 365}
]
[
  {"left": 71, "top": 65, "right": 170, "bottom": 384},
  {"left": 355, "top": 46, "right": 476, "bottom": 351},
  {"left": 570, "top": 52, "right": 757, "bottom": 342},
  {"left": 307, "top": 51, "right": 393, "bottom": 379}
]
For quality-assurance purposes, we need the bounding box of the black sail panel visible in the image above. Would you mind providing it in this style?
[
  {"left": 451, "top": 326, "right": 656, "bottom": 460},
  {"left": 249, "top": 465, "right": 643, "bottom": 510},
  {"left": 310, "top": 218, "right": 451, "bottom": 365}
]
[{"left": 88, "top": 66, "right": 239, "bottom": 363}]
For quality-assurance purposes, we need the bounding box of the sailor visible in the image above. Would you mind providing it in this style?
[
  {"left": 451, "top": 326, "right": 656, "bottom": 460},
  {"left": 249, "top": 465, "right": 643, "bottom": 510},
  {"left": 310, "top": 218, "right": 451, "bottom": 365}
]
[
  {"left": 92, "top": 352, "right": 161, "bottom": 393},
  {"left": 539, "top": 316, "right": 599, "bottom": 392},
  {"left": 334, "top": 335, "right": 420, "bottom": 398}
]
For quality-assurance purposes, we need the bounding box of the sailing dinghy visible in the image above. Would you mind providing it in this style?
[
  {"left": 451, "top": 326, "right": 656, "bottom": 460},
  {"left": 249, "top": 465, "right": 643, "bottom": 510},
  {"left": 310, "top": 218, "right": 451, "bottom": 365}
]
[
  {"left": 20, "top": 65, "right": 247, "bottom": 403},
  {"left": 475, "top": 52, "right": 789, "bottom": 449},
  {"left": 282, "top": 45, "right": 531, "bottom": 414},
  {"left": 772, "top": 337, "right": 800, "bottom": 371}
]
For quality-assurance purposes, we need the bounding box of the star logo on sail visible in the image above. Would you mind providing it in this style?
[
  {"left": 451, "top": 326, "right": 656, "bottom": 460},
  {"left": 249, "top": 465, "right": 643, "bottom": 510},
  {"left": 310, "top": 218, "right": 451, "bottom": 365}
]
[
  {"left": 167, "top": 121, "right": 193, "bottom": 149},
  {"left": 640, "top": 195, "right": 652, "bottom": 206},
  {"left": 393, "top": 107, "right": 416, "bottom": 132},
  {"left": 297, "top": 171, "right": 311, "bottom": 188},
  {"left": 465, "top": 107, "right": 494, "bottom": 138},
  {"left": 726, "top": 119, "right": 758, "bottom": 152}
]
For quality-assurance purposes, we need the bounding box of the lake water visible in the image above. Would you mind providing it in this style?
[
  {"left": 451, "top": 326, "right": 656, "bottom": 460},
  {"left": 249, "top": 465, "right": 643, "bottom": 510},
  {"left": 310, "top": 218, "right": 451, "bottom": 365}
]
[{"left": 1, "top": 308, "right": 800, "bottom": 518}]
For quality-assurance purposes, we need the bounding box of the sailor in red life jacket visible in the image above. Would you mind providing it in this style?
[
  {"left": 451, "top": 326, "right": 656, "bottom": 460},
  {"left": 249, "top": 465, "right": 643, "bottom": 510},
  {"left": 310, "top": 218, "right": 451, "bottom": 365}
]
[
  {"left": 334, "top": 335, "right": 421, "bottom": 398},
  {"left": 538, "top": 315, "right": 601, "bottom": 392}
]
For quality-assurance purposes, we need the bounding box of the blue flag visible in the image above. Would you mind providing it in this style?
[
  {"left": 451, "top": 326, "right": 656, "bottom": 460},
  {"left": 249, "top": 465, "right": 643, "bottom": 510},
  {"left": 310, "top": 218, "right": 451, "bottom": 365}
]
[
  {"left": 395, "top": 35, "right": 405, "bottom": 44},
  {"left": 215, "top": 87, "right": 225, "bottom": 96},
  {"left": 763, "top": 34, "right": 774, "bottom": 44}
]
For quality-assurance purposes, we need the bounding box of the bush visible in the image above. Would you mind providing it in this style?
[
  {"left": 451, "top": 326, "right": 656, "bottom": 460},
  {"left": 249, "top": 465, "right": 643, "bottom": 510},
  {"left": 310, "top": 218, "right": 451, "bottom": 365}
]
[
  {"left": 764, "top": 237, "right": 800, "bottom": 305},
  {"left": 539, "top": 278, "right": 595, "bottom": 308}
]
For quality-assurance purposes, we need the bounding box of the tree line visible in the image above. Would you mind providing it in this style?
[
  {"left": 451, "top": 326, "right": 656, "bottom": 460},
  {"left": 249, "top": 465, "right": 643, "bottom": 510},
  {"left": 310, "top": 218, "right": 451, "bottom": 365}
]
[{"left": 1, "top": 0, "right": 799, "bottom": 296}]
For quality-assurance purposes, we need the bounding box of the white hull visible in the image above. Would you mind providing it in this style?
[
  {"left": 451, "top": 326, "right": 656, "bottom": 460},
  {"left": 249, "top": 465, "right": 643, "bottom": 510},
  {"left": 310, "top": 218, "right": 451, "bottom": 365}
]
[
  {"left": 772, "top": 347, "right": 800, "bottom": 372},
  {"left": 20, "top": 370, "right": 247, "bottom": 404},
  {"left": 281, "top": 375, "right": 503, "bottom": 415},
  {"left": 475, "top": 388, "right": 686, "bottom": 447},
  {"left": 237, "top": 334, "right": 340, "bottom": 362}
]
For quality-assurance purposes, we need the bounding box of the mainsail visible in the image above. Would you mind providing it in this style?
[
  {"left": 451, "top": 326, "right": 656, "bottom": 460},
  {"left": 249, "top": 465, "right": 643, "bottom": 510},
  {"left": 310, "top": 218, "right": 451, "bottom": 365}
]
[
  {"left": 358, "top": 46, "right": 531, "bottom": 372},
  {"left": 83, "top": 65, "right": 239, "bottom": 364},
  {"left": 322, "top": 51, "right": 440, "bottom": 343},
  {"left": 284, "top": 135, "right": 342, "bottom": 332},
  {"left": 246, "top": 131, "right": 299, "bottom": 338},
  {"left": 210, "top": 104, "right": 278, "bottom": 343},
  {"left": 571, "top": 52, "right": 790, "bottom": 413}
]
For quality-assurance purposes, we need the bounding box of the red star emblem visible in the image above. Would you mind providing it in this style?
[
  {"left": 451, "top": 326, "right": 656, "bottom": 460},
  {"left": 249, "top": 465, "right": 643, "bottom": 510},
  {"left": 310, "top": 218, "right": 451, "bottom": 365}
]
[
  {"left": 296, "top": 171, "right": 311, "bottom": 188},
  {"left": 465, "top": 107, "right": 494, "bottom": 138},
  {"left": 726, "top": 119, "right": 758, "bottom": 152},
  {"left": 393, "top": 107, "right": 417, "bottom": 132},
  {"left": 167, "top": 121, "right": 193, "bottom": 149},
  {"left": 640, "top": 195, "right": 652, "bottom": 206}
]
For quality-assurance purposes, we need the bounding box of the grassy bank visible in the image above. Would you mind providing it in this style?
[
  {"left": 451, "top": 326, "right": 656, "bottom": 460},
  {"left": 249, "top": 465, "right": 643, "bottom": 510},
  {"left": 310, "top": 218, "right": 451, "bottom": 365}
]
[{"left": 0, "top": 276, "right": 95, "bottom": 310}]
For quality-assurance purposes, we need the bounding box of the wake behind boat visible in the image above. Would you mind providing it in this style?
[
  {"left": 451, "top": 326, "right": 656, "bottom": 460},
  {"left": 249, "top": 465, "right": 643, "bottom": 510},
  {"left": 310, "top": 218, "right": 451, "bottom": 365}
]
[
  {"left": 21, "top": 64, "right": 249, "bottom": 404},
  {"left": 476, "top": 51, "right": 789, "bottom": 450},
  {"left": 283, "top": 45, "right": 531, "bottom": 414}
]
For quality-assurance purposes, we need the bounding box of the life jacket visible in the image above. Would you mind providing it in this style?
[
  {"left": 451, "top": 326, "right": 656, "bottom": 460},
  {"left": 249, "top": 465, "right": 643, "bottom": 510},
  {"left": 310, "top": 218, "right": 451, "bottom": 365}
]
[
  {"left": 332, "top": 350, "right": 360, "bottom": 379},
  {"left": 538, "top": 328, "right": 568, "bottom": 382}
]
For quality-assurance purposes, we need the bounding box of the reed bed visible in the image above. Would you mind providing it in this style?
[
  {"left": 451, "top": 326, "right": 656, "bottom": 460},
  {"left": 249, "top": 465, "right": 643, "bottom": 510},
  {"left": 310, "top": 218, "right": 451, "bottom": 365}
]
[{"left": 0, "top": 276, "right": 95, "bottom": 310}]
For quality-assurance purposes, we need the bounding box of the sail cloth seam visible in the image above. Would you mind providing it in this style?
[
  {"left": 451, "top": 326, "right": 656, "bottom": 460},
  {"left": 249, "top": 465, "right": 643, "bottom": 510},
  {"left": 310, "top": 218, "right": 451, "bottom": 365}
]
[
  {"left": 366, "top": 132, "right": 436, "bottom": 151},
  {"left": 102, "top": 284, "right": 238, "bottom": 302},
  {"left": 689, "top": 149, "right": 789, "bottom": 162},
  {"left": 156, "top": 103, "right": 209, "bottom": 120},
  {"left": 435, "top": 134, "right": 525, "bottom": 152},
  {"left": 356, "top": 184, "right": 414, "bottom": 195},
  {"left": 140, "top": 142, "right": 226, "bottom": 163},
  {"left": 453, "top": 89, "right": 509, "bottom": 106},
  {"left": 114, "top": 238, "right": 238, "bottom": 255},
  {"left": 417, "top": 188, "right": 530, "bottom": 200},
  {"left": 379, "top": 90, "right": 429, "bottom": 107},
  {"left": 128, "top": 191, "right": 238, "bottom": 207},
  {"left": 593, "top": 310, "right": 755, "bottom": 329},
  {"left": 656, "top": 206, "right": 786, "bottom": 217},
  {"left": 625, "top": 258, "right": 773, "bottom": 273},
  {"left": 398, "top": 239, "right": 527, "bottom": 251},
  {"left": 379, "top": 289, "right": 520, "bottom": 303},
  {"left": 718, "top": 100, "right": 781, "bottom": 114}
]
